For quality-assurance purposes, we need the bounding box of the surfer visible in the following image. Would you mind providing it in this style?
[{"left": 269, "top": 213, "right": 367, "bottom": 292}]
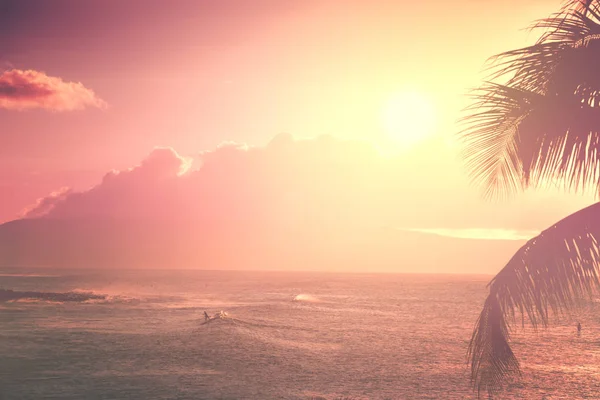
[
  {"left": 212, "top": 311, "right": 228, "bottom": 319},
  {"left": 204, "top": 311, "right": 210, "bottom": 321}
]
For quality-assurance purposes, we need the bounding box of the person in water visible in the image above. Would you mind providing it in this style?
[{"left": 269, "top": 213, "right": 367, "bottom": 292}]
[{"left": 204, "top": 311, "right": 210, "bottom": 321}]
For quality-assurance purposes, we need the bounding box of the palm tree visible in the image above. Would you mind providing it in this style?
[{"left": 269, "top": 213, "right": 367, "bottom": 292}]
[{"left": 459, "top": 0, "right": 600, "bottom": 397}]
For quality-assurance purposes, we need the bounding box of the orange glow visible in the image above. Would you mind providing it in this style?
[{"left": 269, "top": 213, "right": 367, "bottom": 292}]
[{"left": 0, "top": 0, "right": 594, "bottom": 274}]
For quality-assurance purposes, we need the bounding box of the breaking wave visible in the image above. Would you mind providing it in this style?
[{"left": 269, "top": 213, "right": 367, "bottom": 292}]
[
  {"left": 70, "top": 289, "right": 141, "bottom": 304},
  {"left": 293, "top": 294, "right": 321, "bottom": 303},
  {"left": 0, "top": 289, "right": 106, "bottom": 303}
]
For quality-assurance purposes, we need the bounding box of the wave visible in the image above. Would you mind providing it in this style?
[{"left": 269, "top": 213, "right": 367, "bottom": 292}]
[
  {"left": 226, "top": 319, "right": 340, "bottom": 353},
  {"left": 69, "top": 288, "right": 224, "bottom": 308},
  {"left": 0, "top": 273, "right": 60, "bottom": 277},
  {"left": 228, "top": 319, "right": 314, "bottom": 332},
  {"left": 0, "top": 288, "right": 105, "bottom": 303},
  {"left": 302, "top": 391, "right": 368, "bottom": 400},
  {"left": 198, "top": 313, "right": 278, "bottom": 329},
  {"left": 293, "top": 294, "right": 321, "bottom": 303},
  {"left": 6, "top": 286, "right": 227, "bottom": 307},
  {"left": 69, "top": 289, "right": 142, "bottom": 304}
]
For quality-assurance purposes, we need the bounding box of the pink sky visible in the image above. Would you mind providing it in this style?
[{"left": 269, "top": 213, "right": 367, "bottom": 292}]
[{"left": 0, "top": 0, "right": 595, "bottom": 271}]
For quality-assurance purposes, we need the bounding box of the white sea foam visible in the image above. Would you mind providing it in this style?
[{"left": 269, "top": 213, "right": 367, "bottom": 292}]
[{"left": 293, "top": 293, "right": 321, "bottom": 303}]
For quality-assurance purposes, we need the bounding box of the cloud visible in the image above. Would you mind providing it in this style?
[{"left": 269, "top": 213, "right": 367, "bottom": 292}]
[
  {"left": 21, "top": 187, "right": 71, "bottom": 218},
  {"left": 22, "top": 136, "right": 382, "bottom": 223},
  {"left": 399, "top": 227, "right": 539, "bottom": 241},
  {"left": 23, "top": 147, "right": 191, "bottom": 220},
  {"left": 0, "top": 69, "right": 107, "bottom": 111},
  {"left": 10, "top": 135, "right": 551, "bottom": 272},
  {"left": 20, "top": 134, "right": 547, "bottom": 241}
]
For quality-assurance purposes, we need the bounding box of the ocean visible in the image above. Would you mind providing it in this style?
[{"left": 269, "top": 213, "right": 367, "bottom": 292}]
[{"left": 0, "top": 269, "right": 599, "bottom": 399}]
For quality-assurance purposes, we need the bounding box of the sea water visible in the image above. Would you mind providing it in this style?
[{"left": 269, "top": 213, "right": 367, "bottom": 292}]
[{"left": 0, "top": 269, "right": 599, "bottom": 399}]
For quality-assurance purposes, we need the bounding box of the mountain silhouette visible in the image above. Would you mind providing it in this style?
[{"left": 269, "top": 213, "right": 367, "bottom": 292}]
[{"left": 0, "top": 217, "right": 521, "bottom": 273}]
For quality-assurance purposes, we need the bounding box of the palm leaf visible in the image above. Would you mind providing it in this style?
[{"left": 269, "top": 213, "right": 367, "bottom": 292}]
[
  {"left": 458, "top": 83, "right": 531, "bottom": 199},
  {"left": 485, "top": 0, "right": 600, "bottom": 94},
  {"left": 460, "top": 0, "right": 600, "bottom": 198},
  {"left": 459, "top": 82, "right": 600, "bottom": 198},
  {"left": 463, "top": 1, "right": 600, "bottom": 398},
  {"left": 468, "top": 201, "right": 600, "bottom": 397}
]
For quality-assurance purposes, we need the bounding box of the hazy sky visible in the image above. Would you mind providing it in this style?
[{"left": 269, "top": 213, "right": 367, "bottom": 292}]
[{"left": 0, "top": 0, "right": 594, "bottom": 239}]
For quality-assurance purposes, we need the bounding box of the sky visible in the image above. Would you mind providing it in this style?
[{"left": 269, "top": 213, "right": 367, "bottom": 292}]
[{"left": 0, "top": 0, "right": 597, "bottom": 271}]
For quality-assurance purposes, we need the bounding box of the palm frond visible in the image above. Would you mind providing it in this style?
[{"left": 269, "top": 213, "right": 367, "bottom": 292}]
[
  {"left": 460, "top": 79, "right": 600, "bottom": 199},
  {"left": 485, "top": 42, "right": 567, "bottom": 93},
  {"left": 469, "top": 201, "right": 600, "bottom": 397},
  {"left": 468, "top": 295, "right": 519, "bottom": 398},
  {"left": 514, "top": 90, "right": 600, "bottom": 193},
  {"left": 563, "top": 0, "right": 597, "bottom": 20},
  {"left": 458, "top": 83, "right": 534, "bottom": 199},
  {"left": 459, "top": 0, "right": 600, "bottom": 198},
  {"left": 484, "top": 2, "right": 600, "bottom": 92}
]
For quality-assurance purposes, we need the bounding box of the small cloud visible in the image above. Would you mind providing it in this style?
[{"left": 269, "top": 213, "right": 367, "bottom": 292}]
[
  {"left": 400, "top": 227, "right": 539, "bottom": 241},
  {"left": 0, "top": 69, "right": 107, "bottom": 111}
]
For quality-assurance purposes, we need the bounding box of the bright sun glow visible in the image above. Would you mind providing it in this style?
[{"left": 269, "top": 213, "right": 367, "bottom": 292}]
[{"left": 381, "top": 91, "right": 437, "bottom": 148}]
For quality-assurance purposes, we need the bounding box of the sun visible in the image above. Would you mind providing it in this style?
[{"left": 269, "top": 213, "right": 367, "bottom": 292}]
[{"left": 381, "top": 91, "right": 437, "bottom": 148}]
